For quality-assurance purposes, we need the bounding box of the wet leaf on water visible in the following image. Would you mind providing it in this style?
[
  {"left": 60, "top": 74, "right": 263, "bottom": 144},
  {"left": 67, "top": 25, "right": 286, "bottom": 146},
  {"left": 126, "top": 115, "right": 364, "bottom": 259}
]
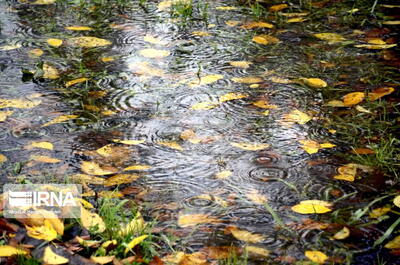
[
  {"left": 143, "top": 35, "right": 167, "bottom": 45},
  {"left": 42, "top": 246, "right": 69, "bottom": 264},
  {"left": 291, "top": 200, "right": 333, "bottom": 214},
  {"left": 245, "top": 246, "right": 270, "bottom": 257},
  {"left": 343, "top": 92, "right": 365, "bottom": 106},
  {"left": 139, "top": 48, "right": 170, "bottom": 58},
  {"left": 227, "top": 226, "right": 265, "bottom": 243},
  {"left": 188, "top": 74, "right": 224, "bottom": 87},
  {"left": 0, "top": 245, "right": 27, "bottom": 257},
  {"left": 394, "top": 195, "right": 400, "bottom": 208},
  {"left": 216, "top": 6, "right": 237, "bottom": 10},
  {"left": 26, "top": 219, "right": 58, "bottom": 241},
  {"left": 30, "top": 155, "right": 61, "bottom": 163},
  {"left": 157, "top": 141, "right": 183, "bottom": 151},
  {"left": 215, "top": 170, "right": 232, "bottom": 179},
  {"left": 0, "top": 111, "right": 13, "bottom": 122},
  {"left": 125, "top": 235, "right": 148, "bottom": 253},
  {"left": 252, "top": 100, "right": 278, "bottom": 109},
  {"left": 181, "top": 129, "right": 202, "bottom": 144},
  {"left": 369, "top": 207, "right": 391, "bottom": 218},
  {"left": 192, "top": 31, "right": 211, "bottom": 37},
  {"left": 124, "top": 164, "right": 151, "bottom": 171},
  {"left": 282, "top": 109, "right": 312, "bottom": 124},
  {"left": 196, "top": 194, "right": 228, "bottom": 207},
  {"left": 191, "top": 101, "right": 219, "bottom": 110},
  {"left": 0, "top": 44, "right": 22, "bottom": 51},
  {"left": 43, "top": 63, "right": 59, "bottom": 79},
  {"left": 81, "top": 207, "right": 106, "bottom": 232},
  {"left": 299, "top": 140, "right": 335, "bottom": 154},
  {"left": 81, "top": 161, "right": 117, "bottom": 176},
  {"left": 47, "top": 38, "right": 63, "bottom": 47},
  {"left": 96, "top": 144, "right": 116, "bottom": 157},
  {"left": 385, "top": 235, "right": 400, "bottom": 249},
  {"left": 300, "top": 78, "right": 327, "bottom": 88},
  {"left": 305, "top": 250, "right": 329, "bottom": 264},
  {"left": 178, "top": 214, "right": 221, "bottom": 227},
  {"left": 269, "top": 76, "right": 292, "bottom": 84},
  {"left": 219, "top": 92, "right": 248, "bottom": 103},
  {"left": 65, "top": 77, "right": 89, "bottom": 87},
  {"left": 28, "top": 48, "right": 44, "bottom": 57},
  {"left": 69, "top": 174, "right": 105, "bottom": 185},
  {"left": 368, "top": 87, "right": 395, "bottom": 101},
  {"left": 252, "top": 35, "right": 279, "bottom": 45},
  {"left": 246, "top": 189, "right": 268, "bottom": 204},
  {"left": 269, "top": 4, "right": 288, "bottom": 12},
  {"left": 65, "top": 26, "right": 93, "bottom": 31},
  {"left": 241, "top": 21, "right": 274, "bottom": 29},
  {"left": 91, "top": 256, "right": 115, "bottom": 264},
  {"left": 230, "top": 142, "right": 270, "bottom": 151},
  {"left": 231, "top": 76, "right": 263, "bottom": 84},
  {"left": 354, "top": 44, "right": 397, "bottom": 49},
  {"left": 0, "top": 154, "right": 7, "bottom": 164},
  {"left": 104, "top": 174, "right": 141, "bottom": 186},
  {"left": 29, "top": 141, "right": 54, "bottom": 150},
  {"left": 42, "top": 114, "right": 78, "bottom": 127},
  {"left": 333, "top": 227, "right": 350, "bottom": 240},
  {"left": 112, "top": 139, "right": 145, "bottom": 145},
  {"left": 314, "top": 33, "right": 345, "bottom": 43},
  {"left": 229, "top": 61, "right": 252, "bottom": 68},
  {"left": 67, "top": 36, "right": 112, "bottom": 48},
  {"left": 225, "top": 20, "right": 240, "bottom": 27}
]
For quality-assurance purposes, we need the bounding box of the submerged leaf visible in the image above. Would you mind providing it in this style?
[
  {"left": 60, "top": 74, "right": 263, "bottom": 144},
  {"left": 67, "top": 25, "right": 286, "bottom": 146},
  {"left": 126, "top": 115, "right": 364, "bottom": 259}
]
[
  {"left": 68, "top": 37, "right": 112, "bottom": 48},
  {"left": 47, "top": 38, "right": 63, "bottom": 47},
  {"left": 245, "top": 246, "right": 270, "bottom": 257},
  {"left": 282, "top": 109, "right": 312, "bottom": 124},
  {"left": 0, "top": 111, "right": 13, "bottom": 122},
  {"left": 104, "top": 174, "right": 141, "bottom": 186},
  {"left": 191, "top": 101, "right": 219, "bottom": 110},
  {"left": 246, "top": 189, "right": 268, "bottom": 204},
  {"left": 43, "top": 63, "right": 59, "bottom": 79},
  {"left": 28, "top": 48, "right": 44, "bottom": 57},
  {"left": 252, "top": 35, "right": 279, "bottom": 45},
  {"left": 189, "top": 74, "right": 224, "bottom": 87},
  {"left": 139, "top": 49, "right": 170, "bottom": 58},
  {"left": 143, "top": 35, "right": 167, "bottom": 45},
  {"left": 215, "top": 170, "right": 232, "bottom": 179},
  {"left": 112, "top": 139, "right": 145, "bottom": 145},
  {"left": 227, "top": 226, "right": 265, "bottom": 243},
  {"left": 229, "top": 61, "right": 252, "bottom": 68},
  {"left": 30, "top": 155, "right": 61, "bottom": 163},
  {"left": 124, "top": 164, "right": 151, "bottom": 171},
  {"left": 231, "top": 76, "right": 263, "bottom": 84},
  {"left": 81, "top": 161, "right": 117, "bottom": 176},
  {"left": 30, "top": 141, "right": 54, "bottom": 150},
  {"left": 230, "top": 142, "right": 270, "bottom": 151},
  {"left": 178, "top": 214, "right": 221, "bottom": 227},
  {"left": 157, "top": 141, "right": 183, "bottom": 151},
  {"left": 0, "top": 154, "right": 7, "bottom": 164}
]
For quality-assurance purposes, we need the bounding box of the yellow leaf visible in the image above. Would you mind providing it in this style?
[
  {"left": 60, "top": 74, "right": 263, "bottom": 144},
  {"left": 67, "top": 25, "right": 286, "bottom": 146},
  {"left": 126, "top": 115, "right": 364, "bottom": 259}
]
[
  {"left": 305, "top": 250, "right": 329, "bottom": 264},
  {"left": 101, "top": 240, "right": 117, "bottom": 248},
  {"left": 68, "top": 36, "right": 112, "bottom": 48},
  {"left": 30, "top": 141, "right": 54, "bottom": 150},
  {"left": 299, "top": 140, "right": 320, "bottom": 154},
  {"left": 0, "top": 154, "right": 7, "bottom": 164},
  {"left": 157, "top": 141, "right": 183, "bottom": 151},
  {"left": 101, "top": 57, "right": 114, "bottom": 62},
  {"left": 65, "top": 26, "right": 93, "bottom": 31},
  {"left": 143, "top": 35, "right": 167, "bottom": 45},
  {"left": 189, "top": 74, "right": 224, "bottom": 87},
  {"left": 157, "top": 1, "right": 172, "bottom": 11},
  {"left": 244, "top": 246, "right": 269, "bottom": 257},
  {"left": 241, "top": 21, "right": 274, "bottom": 29},
  {"left": 26, "top": 219, "right": 58, "bottom": 241},
  {"left": 47, "top": 38, "right": 63, "bottom": 47},
  {"left": 104, "top": 174, "right": 141, "bottom": 186},
  {"left": 382, "top": 21, "right": 400, "bottom": 25},
  {"left": 287, "top": 17, "right": 306, "bottom": 23},
  {"left": 81, "top": 207, "right": 106, "bottom": 232},
  {"left": 252, "top": 100, "right": 278, "bottom": 109},
  {"left": 246, "top": 190, "right": 268, "bottom": 204},
  {"left": 180, "top": 129, "right": 201, "bottom": 144},
  {"left": 42, "top": 247, "right": 69, "bottom": 264},
  {"left": 0, "top": 44, "right": 21, "bottom": 50},
  {"left": 231, "top": 76, "right": 263, "bottom": 84},
  {"left": 91, "top": 256, "right": 115, "bottom": 264},
  {"left": 385, "top": 235, "right": 400, "bottom": 249},
  {"left": 314, "top": 33, "right": 345, "bottom": 43},
  {"left": 124, "top": 164, "right": 151, "bottom": 171},
  {"left": 43, "top": 63, "right": 59, "bottom": 79},
  {"left": 119, "top": 212, "right": 145, "bottom": 236},
  {"left": 333, "top": 174, "right": 355, "bottom": 182},
  {"left": 216, "top": 6, "right": 237, "bottom": 10},
  {"left": 192, "top": 31, "right": 211, "bottom": 37},
  {"left": 215, "top": 170, "right": 232, "bottom": 179},
  {"left": 139, "top": 48, "right": 170, "bottom": 58},
  {"left": 269, "top": 76, "right": 292, "bottom": 84},
  {"left": 28, "top": 48, "right": 44, "bottom": 57},
  {"left": 280, "top": 12, "right": 309, "bottom": 17},
  {"left": 319, "top": 143, "right": 336, "bottom": 148},
  {"left": 69, "top": 174, "right": 105, "bottom": 185},
  {"left": 369, "top": 207, "right": 391, "bottom": 218},
  {"left": 325, "top": 100, "right": 346, "bottom": 107},
  {"left": 219, "top": 92, "right": 248, "bottom": 103},
  {"left": 178, "top": 214, "right": 221, "bottom": 227},
  {"left": 368, "top": 87, "right": 395, "bottom": 101},
  {"left": 191, "top": 101, "right": 219, "bottom": 110},
  {"left": 125, "top": 235, "right": 148, "bottom": 253},
  {"left": 65, "top": 77, "right": 89, "bottom": 87},
  {"left": 394, "top": 195, "right": 400, "bottom": 208},
  {"left": 81, "top": 161, "right": 117, "bottom": 176},
  {"left": 225, "top": 20, "right": 241, "bottom": 27},
  {"left": 78, "top": 198, "right": 94, "bottom": 209},
  {"left": 0, "top": 111, "right": 13, "bottom": 122},
  {"left": 367, "top": 38, "right": 386, "bottom": 45},
  {"left": 252, "top": 35, "right": 279, "bottom": 45},
  {"left": 227, "top": 226, "right": 265, "bottom": 243},
  {"left": 112, "top": 139, "right": 145, "bottom": 145},
  {"left": 196, "top": 194, "right": 228, "bottom": 207},
  {"left": 42, "top": 114, "right": 78, "bottom": 127},
  {"left": 269, "top": 4, "right": 288, "bottom": 12},
  {"left": 0, "top": 245, "right": 27, "bottom": 257},
  {"left": 98, "top": 191, "right": 123, "bottom": 198},
  {"left": 333, "top": 227, "right": 350, "bottom": 240},
  {"left": 230, "top": 142, "right": 269, "bottom": 151},
  {"left": 76, "top": 236, "right": 101, "bottom": 247},
  {"left": 30, "top": 155, "right": 61, "bottom": 163},
  {"left": 301, "top": 78, "right": 327, "bottom": 88},
  {"left": 96, "top": 144, "right": 115, "bottom": 157},
  {"left": 343, "top": 92, "right": 365, "bottom": 106},
  {"left": 282, "top": 109, "right": 312, "bottom": 124},
  {"left": 291, "top": 200, "right": 332, "bottom": 214},
  {"left": 229, "top": 61, "right": 252, "bottom": 68},
  {"left": 354, "top": 44, "right": 397, "bottom": 49},
  {"left": 355, "top": 105, "right": 371, "bottom": 113}
]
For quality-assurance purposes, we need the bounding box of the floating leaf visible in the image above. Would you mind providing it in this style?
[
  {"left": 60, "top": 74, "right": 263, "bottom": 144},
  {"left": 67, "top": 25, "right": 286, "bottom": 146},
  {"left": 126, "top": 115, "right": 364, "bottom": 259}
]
[
  {"left": 124, "top": 164, "right": 151, "bottom": 171},
  {"left": 229, "top": 61, "right": 252, "bottom": 68},
  {"left": 385, "top": 235, "right": 400, "bottom": 249},
  {"left": 157, "top": 141, "right": 183, "bottom": 151},
  {"left": 65, "top": 26, "right": 93, "bottom": 31},
  {"left": 368, "top": 87, "right": 395, "bottom": 101},
  {"left": 26, "top": 219, "right": 58, "bottom": 241},
  {"left": 333, "top": 227, "right": 350, "bottom": 240},
  {"left": 189, "top": 74, "right": 224, "bottom": 87},
  {"left": 96, "top": 144, "right": 116, "bottom": 157},
  {"left": 42, "top": 114, "right": 78, "bottom": 127},
  {"left": 81, "top": 161, "right": 117, "bottom": 176},
  {"left": 246, "top": 189, "right": 268, "bottom": 204},
  {"left": 215, "top": 170, "right": 232, "bottom": 179},
  {"left": 65, "top": 77, "right": 89, "bottom": 87},
  {"left": 125, "top": 235, "right": 148, "bottom": 254},
  {"left": 29, "top": 141, "right": 54, "bottom": 150},
  {"left": 43, "top": 63, "right": 59, "bottom": 79},
  {"left": 81, "top": 207, "right": 106, "bottom": 232},
  {"left": 0, "top": 245, "right": 27, "bottom": 257},
  {"left": 143, "top": 35, "right": 167, "bottom": 45},
  {"left": 42, "top": 247, "right": 69, "bottom": 264},
  {"left": 47, "top": 38, "right": 63, "bottom": 47},
  {"left": 28, "top": 48, "right": 44, "bottom": 57},
  {"left": 0, "top": 111, "right": 13, "bottom": 122},
  {"left": 227, "top": 226, "right": 265, "bottom": 243},
  {"left": 225, "top": 20, "right": 240, "bottom": 27},
  {"left": 230, "top": 142, "right": 269, "bottom": 151},
  {"left": 301, "top": 78, "right": 327, "bottom": 88},
  {"left": 354, "top": 44, "right": 397, "bottom": 49},
  {"left": 269, "top": 4, "right": 288, "bottom": 12},
  {"left": 299, "top": 140, "right": 335, "bottom": 154},
  {"left": 291, "top": 200, "right": 333, "bottom": 214},
  {"left": 191, "top": 101, "right": 219, "bottom": 110},
  {"left": 178, "top": 214, "right": 221, "bottom": 227},
  {"left": 252, "top": 35, "right": 279, "bottom": 45},
  {"left": 369, "top": 207, "right": 391, "bottom": 218},
  {"left": 180, "top": 129, "right": 202, "bottom": 144},
  {"left": 104, "top": 174, "right": 141, "bottom": 186},
  {"left": 216, "top": 6, "right": 237, "bottom": 10},
  {"left": 325, "top": 100, "right": 346, "bottom": 107},
  {"left": 0, "top": 154, "right": 7, "bottom": 164},
  {"left": 112, "top": 139, "right": 145, "bottom": 145},
  {"left": 0, "top": 44, "right": 22, "bottom": 51},
  {"left": 68, "top": 37, "right": 112, "bottom": 48},
  {"left": 101, "top": 56, "right": 114, "bottom": 62},
  {"left": 314, "top": 33, "right": 345, "bottom": 43},
  {"left": 282, "top": 109, "right": 312, "bottom": 124},
  {"left": 91, "top": 256, "right": 115, "bottom": 264},
  {"left": 305, "top": 250, "right": 328, "bottom": 264},
  {"left": 241, "top": 21, "right": 274, "bottom": 29},
  {"left": 244, "top": 246, "right": 270, "bottom": 257},
  {"left": 30, "top": 155, "right": 61, "bottom": 163},
  {"left": 394, "top": 195, "right": 400, "bottom": 208},
  {"left": 139, "top": 49, "right": 170, "bottom": 58},
  {"left": 231, "top": 76, "right": 263, "bottom": 84},
  {"left": 219, "top": 92, "right": 248, "bottom": 103},
  {"left": 343, "top": 92, "right": 365, "bottom": 106},
  {"left": 192, "top": 31, "right": 210, "bottom": 37},
  {"left": 252, "top": 100, "right": 278, "bottom": 109}
]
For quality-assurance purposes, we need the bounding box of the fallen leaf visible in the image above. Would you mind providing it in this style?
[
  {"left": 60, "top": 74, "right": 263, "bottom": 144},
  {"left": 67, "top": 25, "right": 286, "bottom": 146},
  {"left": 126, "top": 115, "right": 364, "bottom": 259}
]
[
  {"left": 124, "top": 165, "right": 151, "bottom": 171},
  {"left": 143, "top": 35, "right": 167, "bottom": 45},
  {"left": 354, "top": 44, "right": 397, "bottom": 49},
  {"left": 230, "top": 142, "right": 270, "bottom": 151},
  {"left": 299, "top": 140, "right": 335, "bottom": 154},
  {"left": 30, "top": 155, "right": 61, "bottom": 163},
  {"left": 0, "top": 245, "right": 27, "bottom": 257},
  {"left": 287, "top": 17, "right": 306, "bottom": 23},
  {"left": 29, "top": 141, "right": 54, "bottom": 150},
  {"left": 252, "top": 100, "right": 278, "bottom": 109},
  {"left": 68, "top": 36, "right": 112, "bottom": 48},
  {"left": 65, "top": 26, "right": 93, "bottom": 31},
  {"left": 382, "top": 21, "right": 400, "bottom": 25},
  {"left": 241, "top": 21, "right": 274, "bottom": 29},
  {"left": 246, "top": 189, "right": 267, "bottom": 204},
  {"left": 269, "top": 4, "right": 288, "bottom": 12},
  {"left": 252, "top": 35, "right": 279, "bottom": 45},
  {"left": 351, "top": 147, "right": 375, "bottom": 154},
  {"left": 119, "top": 212, "right": 145, "bottom": 235},
  {"left": 43, "top": 63, "right": 59, "bottom": 79},
  {"left": 81, "top": 161, "right": 117, "bottom": 176},
  {"left": 139, "top": 49, "right": 170, "bottom": 58},
  {"left": 394, "top": 195, "right": 400, "bottom": 208},
  {"left": 0, "top": 44, "right": 21, "bottom": 50},
  {"left": 180, "top": 130, "right": 202, "bottom": 144},
  {"left": 325, "top": 100, "right": 346, "bottom": 107},
  {"left": 215, "top": 170, "right": 232, "bottom": 179},
  {"left": 305, "top": 250, "right": 328, "bottom": 264},
  {"left": 42, "top": 247, "right": 69, "bottom": 264},
  {"left": 81, "top": 207, "right": 106, "bottom": 232},
  {"left": 104, "top": 174, "right": 141, "bottom": 186},
  {"left": 96, "top": 144, "right": 116, "bottom": 157},
  {"left": 385, "top": 235, "right": 400, "bottom": 249},
  {"left": 231, "top": 76, "right": 263, "bottom": 83},
  {"left": 157, "top": 141, "right": 183, "bottom": 151},
  {"left": 343, "top": 92, "right": 365, "bottom": 106},
  {"left": 367, "top": 38, "right": 386, "bottom": 45},
  {"left": 69, "top": 174, "right": 105, "bottom": 185},
  {"left": 282, "top": 109, "right": 312, "bottom": 124},
  {"left": 0, "top": 154, "right": 7, "bottom": 164},
  {"left": 291, "top": 200, "right": 333, "bottom": 214},
  {"left": 0, "top": 111, "right": 13, "bottom": 122},
  {"left": 125, "top": 235, "right": 148, "bottom": 253},
  {"left": 201, "top": 246, "right": 239, "bottom": 259},
  {"left": 91, "top": 256, "right": 115, "bottom": 264},
  {"left": 191, "top": 101, "right": 219, "bottom": 110},
  {"left": 216, "top": 6, "right": 237, "bottom": 10},
  {"left": 189, "top": 74, "right": 224, "bottom": 87},
  {"left": 112, "top": 139, "right": 145, "bottom": 145},
  {"left": 28, "top": 48, "right": 44, "bottom": 57},
  {"left": 301, "top": 78, "right": 327, "bottom": 88},
  {"left": 47, "top": 38, "right": 63, "bottom": 47},
  {"left": 244, "top": 246, "right": 269, "bottom": 257},
  {"left": 42, "top": 114, "right": 78, "bottom": 127},
  {"left": 333, "top": 227, "right": 350, "bottom": 240},
  {"left": 178, "top": 214, "right": 221, "bottom": 227},
  {"left": 219, "top": 92, "right": 248, "bottom": 103},
  {"left": 369, "top": 207, "right": 391, "bottom": 218},
  {"left": 355, "top": 105, "right": 371, "bottom": 113},
  {"left": 227, "top": 226, "right": 265, "bottom": 243},
  {"left": 26, "top": 219, "right": 58, "bottom": 241},
  {"left": 179, "top": 252, "right": 208, "bottom": 265},
  {"left": 314, "top": 33, "right": 345, "bottom": 43},
  {"left": 192, "top": 31, "right": 210, "bottom": 37},
  {"left": 65, "top": 77, "right": 89, "bottom": 87},
  {"left": 229, "top": 61, "right": 252, "bottom": 68},
  {"left": 368, "top": 87, "right": 395, "bottom": 101}
]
